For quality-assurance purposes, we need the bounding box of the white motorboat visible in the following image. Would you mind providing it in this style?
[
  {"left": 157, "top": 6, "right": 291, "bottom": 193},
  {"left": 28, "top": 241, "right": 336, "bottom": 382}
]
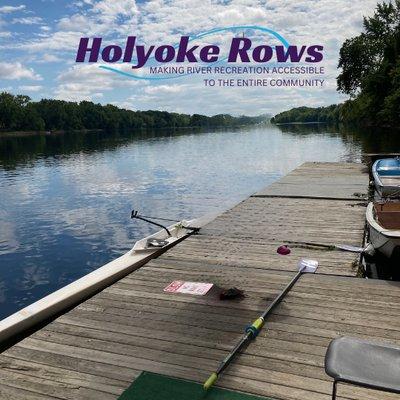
[{"left": 366, "top": 202, "right": 400, "bottom": 259}]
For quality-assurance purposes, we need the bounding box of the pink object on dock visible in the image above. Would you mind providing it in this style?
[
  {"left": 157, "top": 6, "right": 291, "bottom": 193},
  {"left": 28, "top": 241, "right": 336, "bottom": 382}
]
[{"left": 277, "top": 245, "right": 291, "bottom": 255}]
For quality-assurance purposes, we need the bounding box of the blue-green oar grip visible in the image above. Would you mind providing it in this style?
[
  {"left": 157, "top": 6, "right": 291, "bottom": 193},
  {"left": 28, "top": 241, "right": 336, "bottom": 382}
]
[
  {"left": 203, "top": 372, "right": 218, "bottom": 390},
  {"left": 245, "top": 317, "right": 264, "bottom": 338}
]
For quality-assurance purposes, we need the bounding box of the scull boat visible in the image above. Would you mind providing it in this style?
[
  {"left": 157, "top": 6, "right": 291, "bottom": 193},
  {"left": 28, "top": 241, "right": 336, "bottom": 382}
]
[{"left": 0, "top": 214, "right": 214, "bottom": 346}]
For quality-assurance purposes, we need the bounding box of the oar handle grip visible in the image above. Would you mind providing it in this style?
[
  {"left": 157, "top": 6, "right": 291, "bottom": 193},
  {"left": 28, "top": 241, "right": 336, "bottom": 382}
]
[{"left": 203, "top": 372, "right": 218, "bottom": 390}]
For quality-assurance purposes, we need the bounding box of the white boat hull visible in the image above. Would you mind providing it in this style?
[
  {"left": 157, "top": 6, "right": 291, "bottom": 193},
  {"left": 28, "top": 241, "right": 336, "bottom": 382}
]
[
  {"left": 366, "top": 203, "right": 400, "bottom": 258},
  {"left": 0, "top": 214, "right": 215, "bottom": 346}
]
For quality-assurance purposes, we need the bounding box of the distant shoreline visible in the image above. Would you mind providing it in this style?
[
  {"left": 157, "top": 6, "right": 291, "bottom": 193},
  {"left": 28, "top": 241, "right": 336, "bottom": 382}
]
[
  {"left": 0, "top": 129, "right": 104, "bottom": 138},
  {"left": 0, "top": 92, "right": 269, "bottom": 137},
  {"left": 0, "top": 123, "right": 270, "bottom": 138},
  {"left": 274, "top": 121, "right": 327, "bottom": 125}
]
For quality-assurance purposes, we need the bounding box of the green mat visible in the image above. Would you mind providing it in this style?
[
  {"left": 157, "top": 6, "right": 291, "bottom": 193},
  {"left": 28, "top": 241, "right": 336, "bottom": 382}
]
[{"left": 118, "top": 371, "right": 271, "bottom": 400}]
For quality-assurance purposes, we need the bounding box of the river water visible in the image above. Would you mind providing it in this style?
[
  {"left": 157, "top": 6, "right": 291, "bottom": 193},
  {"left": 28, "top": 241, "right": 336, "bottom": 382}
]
[{"left": 0, "top": 124, "right": 398, "bottom": 320}]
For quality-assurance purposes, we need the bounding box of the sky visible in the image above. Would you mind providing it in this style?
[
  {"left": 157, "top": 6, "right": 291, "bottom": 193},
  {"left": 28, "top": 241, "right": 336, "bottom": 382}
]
[{"left": 0, "top": 0, "right": 379, "bottom": 116}]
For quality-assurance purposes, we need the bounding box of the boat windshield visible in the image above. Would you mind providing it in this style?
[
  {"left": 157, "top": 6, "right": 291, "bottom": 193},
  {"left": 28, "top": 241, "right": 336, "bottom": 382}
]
[{"left": 377, "top": 159, "right": 400, "bottom": 176}]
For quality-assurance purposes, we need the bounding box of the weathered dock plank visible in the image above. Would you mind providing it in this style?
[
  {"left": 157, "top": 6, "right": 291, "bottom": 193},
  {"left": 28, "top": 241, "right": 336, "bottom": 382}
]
[
  {"left": 254, "top": 162, "right": 368, "bottom": 200},
  {"left": 167, "top": 196, "right": 365, "bottom": 276},
  {"left": 2, "top": 263, "right": 399, "bottom": 400},
  {"left": 1, "top": 162, "right": 397, "bottom": 400}
]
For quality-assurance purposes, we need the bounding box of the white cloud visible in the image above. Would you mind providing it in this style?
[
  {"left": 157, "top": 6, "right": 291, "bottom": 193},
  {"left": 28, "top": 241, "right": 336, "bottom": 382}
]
[
  {"left": 91, "top": 0, "right": 138, "bottom": 31},
  {"left": 54, "top": 63, "right": 139, "bottom": 101},
  {"left": 0, "top": 62, "right": 42, "bottom": 80},
  {"left": 19, "top": 85, "right": 43, "bottom": 92},
  {"left": 15, "top": 0, "right": 138, "bottom": 53},
  {"left": 144, "top": 84, "right": 184, "bottom": 95},
  {"left": 0, "top": 5, "right": 26, "bottom": 13},
  {"left": 57, "top": 14, "right": 90, "bottom": 31},
  {"left": 21, "top": 30, "right": 84, "bottom": 52},
  {"left": 35, "top": 53, "right": 62, "bottom": 63},
  {"left": 12, "top": 16, "right": 43, "bottom": 25},
  {"left": 91, "top": 0, "right": 135, "bottom": 19}
]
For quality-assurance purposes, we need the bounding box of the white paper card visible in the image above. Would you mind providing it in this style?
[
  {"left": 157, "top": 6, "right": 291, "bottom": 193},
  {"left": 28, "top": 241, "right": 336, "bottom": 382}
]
[{"left": 164, "top": 280, "right": 213, "bottom": 295}]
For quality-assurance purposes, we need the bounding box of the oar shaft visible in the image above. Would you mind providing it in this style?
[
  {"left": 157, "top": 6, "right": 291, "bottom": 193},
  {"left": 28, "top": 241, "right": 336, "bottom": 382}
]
[
  {"left": 287, "top": 240, "right": 334, "bottom": 249},
  {"left": 261, "top": 269, "right": 302, "bottom": 319},
  {"left": 204, "top": 331, "right": 252, "bottom": 390},
  {"left": 216, "top": 332, "right": 251, "bottom": 375},
  {"left": 204, "top": 268, "right": 305, "bottom": 390}
]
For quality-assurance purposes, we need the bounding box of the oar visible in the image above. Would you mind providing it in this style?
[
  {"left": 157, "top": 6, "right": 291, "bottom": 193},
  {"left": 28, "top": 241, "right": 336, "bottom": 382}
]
[
  {"left": 203, "top": 260, "right": 319, "bottom": 390},
  {"left": 286, "top": 241, "right": 364, "bottom": 253}
]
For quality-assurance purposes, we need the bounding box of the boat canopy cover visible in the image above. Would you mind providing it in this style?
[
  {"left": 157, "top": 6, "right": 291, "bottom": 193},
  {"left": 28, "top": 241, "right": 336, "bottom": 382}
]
[{"left": 376, "top": 158, "right": 400, "bottom": 176}]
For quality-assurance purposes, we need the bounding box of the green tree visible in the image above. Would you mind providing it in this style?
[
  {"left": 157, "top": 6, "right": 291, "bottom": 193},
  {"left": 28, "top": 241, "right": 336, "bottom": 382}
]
[
  {"left": 273, "top": 1, "right": 400, "bottom": 127},
  {"left": 0, "top": 91, "right": 264, "bottom": 134},
  {"left": 21, "top": 103, "right": 45, "bottom": 131},
  {"left": 0, "top": 92, "right": 31, "bottom": 130},
  {"left": 337, "top": 1, "right": 400, "bottom": 96}
]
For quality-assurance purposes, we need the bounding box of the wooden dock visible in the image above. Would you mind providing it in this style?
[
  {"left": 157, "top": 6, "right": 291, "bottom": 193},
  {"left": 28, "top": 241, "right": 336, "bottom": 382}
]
[{"left": 1, "top": 162, "right": 400, "bottom": 400}]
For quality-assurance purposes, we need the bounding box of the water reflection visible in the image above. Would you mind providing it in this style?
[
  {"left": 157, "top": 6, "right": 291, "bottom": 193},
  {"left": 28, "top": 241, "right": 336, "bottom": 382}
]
[
  {"left": 0, "top": 123, "right": 396, "bottom": 319},
  {"left": 276, "top": 123, "right": 400, "bottom": 154}
]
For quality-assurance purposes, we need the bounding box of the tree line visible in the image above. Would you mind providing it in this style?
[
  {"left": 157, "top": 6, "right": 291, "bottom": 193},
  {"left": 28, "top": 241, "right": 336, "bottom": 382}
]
[
  {"left": 0, "top": 92, "right": 266, "bottom": 133},
  {"left": 272, "top": 1, "right": 400, "bottom": 127},
  {"left": 271, "top": 105, "right": 341, "bottom": 124}
]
